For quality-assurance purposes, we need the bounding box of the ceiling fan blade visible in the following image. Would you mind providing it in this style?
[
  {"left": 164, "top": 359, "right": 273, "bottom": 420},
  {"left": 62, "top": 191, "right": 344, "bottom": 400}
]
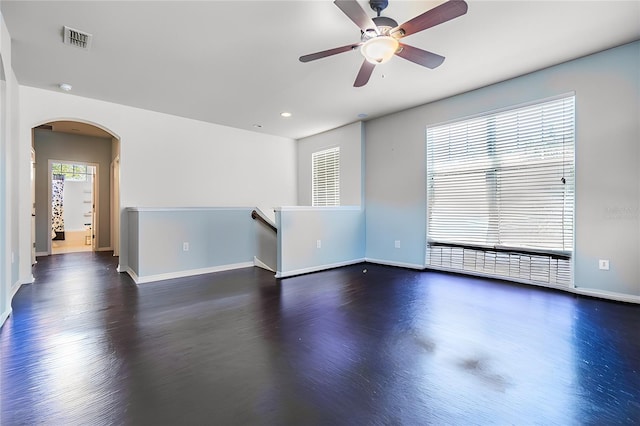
[
  {"left": 354, "top": 60, "right": 375, "bottom": 87},
  {"left": 334, "top": 0, "right": 379, "bottom": 34},
  {"left": 391, "top": 0, "right": 468, "bottom": 38},
  {"left": 395, "top": 43, "right": 445, "bottom": 69},
  {"left": 299, "top": 43, "right": 361, "bottom": 62}
]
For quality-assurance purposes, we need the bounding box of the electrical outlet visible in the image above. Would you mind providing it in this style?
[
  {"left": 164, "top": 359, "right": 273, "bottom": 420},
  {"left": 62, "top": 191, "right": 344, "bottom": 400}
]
[
  {"left": 316, "top": 240, "right": 322, "bottom": 249},
  {"left": 598, "top": 259, "right": 609, "bottom": 270},
  {"left": 183, "top": 242, "right": 189, "bottom": 252},
  {"left": 394, "top": 240, "right": 401, "bottom": 249}
]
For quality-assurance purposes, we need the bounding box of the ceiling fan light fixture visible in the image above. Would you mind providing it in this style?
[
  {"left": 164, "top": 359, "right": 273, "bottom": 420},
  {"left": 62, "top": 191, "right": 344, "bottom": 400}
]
[{"left": 361, "top": 36, "right": 399, "bottom": 64}]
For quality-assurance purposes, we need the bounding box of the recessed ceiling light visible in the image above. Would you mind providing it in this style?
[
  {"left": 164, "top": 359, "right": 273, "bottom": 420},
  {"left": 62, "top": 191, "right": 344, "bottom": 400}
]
[
  {"left": 280, "top": 112, "right": 292, "bottom": 118},
  {"left": 253, "top": 124, "right": 263, "bottom": 128},
  {"left": 357, "top": 113, "right": 368, "bottom": 119},
  {"left": 59, "top": 83, "right": 72, "bottom": 91}
]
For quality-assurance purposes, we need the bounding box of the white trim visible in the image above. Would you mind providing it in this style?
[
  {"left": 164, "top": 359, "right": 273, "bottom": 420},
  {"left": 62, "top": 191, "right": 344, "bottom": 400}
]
[
  {"left": 48, "top": 159, "right": 100, "bottom": 255},
  {"left": 11, "top": 282, "right": 21, "bottom": 298},
  {"left": 253, "top": 256, "right": 275, "bottom": 273},
  {"left": 275, "top": 258, "right": 365, "bottom": 278},
  {"left": 0, "top": 308, "right": 12, "bottom": 327},
  {"left": 11, "top": 276, "right": 31, "bottom": 298},
  {"left": 128, "top": 261, "right": 254, "bottom": 284},
  {"left": 365, "top": 258, "right": 425, "bottom": 270},
  {"left": 275, "top": 206, "right": 361, "bottom": 212},
  {"left": 97, "top": 246, "right": 113, "bottom": 252},
  {"left": 572, "top": 287, "right": 640, "bottom": 304},
  {"left": 35, "top": 251, "right": 48, "bottom": 257},
  {"left": 123, "top": 266, "right": 139, "bottom": 283},
  {"left": 29, "top": 117, "right": 121, "bottom": 140},
  {"left": 126, "top": 206, "right": 254, "bottom": 212}
]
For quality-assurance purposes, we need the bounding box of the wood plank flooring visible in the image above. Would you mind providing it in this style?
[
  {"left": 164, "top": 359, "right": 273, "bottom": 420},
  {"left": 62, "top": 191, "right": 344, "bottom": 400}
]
[{"left": 1, "top": 251, "right": 639, "bottom": 424}]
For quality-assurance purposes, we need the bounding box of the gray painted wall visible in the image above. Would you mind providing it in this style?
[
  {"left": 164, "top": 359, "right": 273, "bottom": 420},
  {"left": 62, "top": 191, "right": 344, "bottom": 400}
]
[
  {"left": 34, "top": 129, "right": 113, "bottom": 252},
  {"left": 365, "top": 41, "right": 640, "bottom": 297}
]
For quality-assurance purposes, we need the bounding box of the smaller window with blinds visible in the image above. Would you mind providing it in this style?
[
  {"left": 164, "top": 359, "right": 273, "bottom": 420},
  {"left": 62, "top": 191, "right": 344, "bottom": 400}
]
[{"left": 312, "top": 147, "right": 340, "bottom": 206}]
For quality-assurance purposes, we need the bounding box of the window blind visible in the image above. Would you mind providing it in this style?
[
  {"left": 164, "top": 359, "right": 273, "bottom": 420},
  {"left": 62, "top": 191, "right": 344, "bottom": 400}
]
[
  {"left": 312, "top": 147, "right": 340, "bottom": 206},
  {"left": 426, "top": 96, "right": 575, "bottom": 286}
]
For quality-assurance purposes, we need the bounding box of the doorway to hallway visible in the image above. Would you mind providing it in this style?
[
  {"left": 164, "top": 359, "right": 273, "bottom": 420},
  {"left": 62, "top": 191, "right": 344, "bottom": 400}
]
[{"left": 32, "top": 120, "right": 120, "bottom": 258}]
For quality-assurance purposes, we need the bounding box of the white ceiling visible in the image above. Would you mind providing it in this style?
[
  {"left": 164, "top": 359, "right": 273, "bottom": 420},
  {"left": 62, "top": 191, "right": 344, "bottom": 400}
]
[{"left": 2, "top": 0, "right": 639, "bottom": 140}]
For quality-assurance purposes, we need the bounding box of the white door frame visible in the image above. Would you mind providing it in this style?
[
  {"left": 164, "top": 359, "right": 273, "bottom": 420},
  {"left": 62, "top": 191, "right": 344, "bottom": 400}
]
[
  {"left": 110, "top": 156, "right": 120, "bottom": 256},
  {"left": 47, "top": 159, "right": 99, "bottom": 255},
  {"left": 31, "top": 148, "right": 36, "bottom": 264}
]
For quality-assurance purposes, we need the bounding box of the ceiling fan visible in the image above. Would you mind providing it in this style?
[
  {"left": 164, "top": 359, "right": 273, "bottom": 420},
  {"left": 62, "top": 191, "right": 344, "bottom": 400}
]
[{"left": 299, "top": 0, "right": 468, "bottom": 87}]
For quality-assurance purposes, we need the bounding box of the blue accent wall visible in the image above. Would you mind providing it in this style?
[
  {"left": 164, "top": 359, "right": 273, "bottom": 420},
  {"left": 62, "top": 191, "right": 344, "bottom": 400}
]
[
  {"left": 276, "top": 207, "right": 365, "bottom": 278},
  {"left": 127, "top": 208, "right": 259, "bottom": 282}
]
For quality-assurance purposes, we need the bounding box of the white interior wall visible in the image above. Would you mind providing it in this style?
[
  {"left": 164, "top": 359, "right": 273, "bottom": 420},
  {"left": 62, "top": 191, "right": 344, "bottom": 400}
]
[
  {"left": 0, "top": 9, "right": 21, "bottom": 326},
  {"left": 0, "top": 13, "right": 8, "bottom": 325},
  {"left": 18, "top": 85, "right": 298, "bottom": 280},
  {"left": 365, "top": 41, "right": 640, "bottom": 299}
]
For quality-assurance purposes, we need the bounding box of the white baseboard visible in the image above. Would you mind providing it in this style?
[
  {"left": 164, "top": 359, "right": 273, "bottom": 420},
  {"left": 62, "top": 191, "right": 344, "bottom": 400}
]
[
  {"left": 12, "top": 275, "right": 34, "bottom": 297},
  {"left": 365, "top": 258, "right": 425, "bottom": 270},
  {"left": 2, "top": 277, "right": 34, "bottom": 327},
  {"left": 254, "top": 256, "right": 275, "bottom": 273},
  {"left": 97, "top": 247, "right": 113, "bottom": 252},
  {"left": 123, "top": 266, "right": 140, "bottom": 283},
  {"left": 128, "top": 261, "right": 255, "bottom": 284},
  {"left": 276, "top": 258, "right": 365, "bottom": 279},
  {"left": 11, "top": 280, "right": 23, "bottom": 299},
  {"left": 572, "top": 287, "right": 640, "bottom": 304},
  {"left": 0, "top": 307, "right": 11, "bottom": 328},
  {"left": 36, "top": 251, "right": 48, "bottom": 257}
]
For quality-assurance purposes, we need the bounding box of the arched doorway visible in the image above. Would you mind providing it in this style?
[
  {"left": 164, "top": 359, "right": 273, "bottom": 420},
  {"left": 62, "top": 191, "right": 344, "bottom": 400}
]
[{"left": 32, "top": 120, "right": 120, "bottom": 257}]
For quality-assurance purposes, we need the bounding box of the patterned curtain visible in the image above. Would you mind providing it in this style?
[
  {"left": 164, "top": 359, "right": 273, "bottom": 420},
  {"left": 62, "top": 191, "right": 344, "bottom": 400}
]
[{"left": 52, "top": 174, "right": 65, "bottom": 240}]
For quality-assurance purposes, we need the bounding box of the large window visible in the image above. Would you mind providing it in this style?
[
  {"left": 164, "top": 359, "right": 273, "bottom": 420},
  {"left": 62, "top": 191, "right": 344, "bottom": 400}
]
[
  {"left": 426, "top": 95, "right": 575, "bottom": 286},
  {"left": 312, "top": 147, "right": 340, "bottom": 206}
]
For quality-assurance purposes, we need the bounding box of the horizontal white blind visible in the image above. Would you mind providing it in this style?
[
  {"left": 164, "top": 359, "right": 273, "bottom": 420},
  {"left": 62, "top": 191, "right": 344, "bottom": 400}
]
[
  {"left": 426, "top": 96, "right": 574, "bottom": 286},
  {"left": 312, "top": 147, "right": 340, "bottom": 206}
]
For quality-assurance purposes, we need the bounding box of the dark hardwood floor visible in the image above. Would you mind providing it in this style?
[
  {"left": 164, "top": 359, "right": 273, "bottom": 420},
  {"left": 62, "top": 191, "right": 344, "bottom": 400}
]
[{"left": 1, "top": 251, "right": 639, "bottom": 425}]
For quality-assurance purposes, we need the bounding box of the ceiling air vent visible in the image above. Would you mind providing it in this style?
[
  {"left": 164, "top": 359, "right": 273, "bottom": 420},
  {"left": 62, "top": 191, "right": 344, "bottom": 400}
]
[{"left": 63, "top": 26, "right": 92, "bottom": 50}]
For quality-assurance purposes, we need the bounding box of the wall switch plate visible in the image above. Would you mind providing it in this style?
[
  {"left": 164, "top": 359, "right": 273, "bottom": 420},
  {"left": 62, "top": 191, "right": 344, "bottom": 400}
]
[
  {"left": 183, "top": 242, "right": 189, "bottom": 252},
  {"left": 316, "top": 240, "right": 321, "bottom": 249},
  {"left": 394, "top": 240, "right": 401, "bottom": 249},
  {"left": 599, "top": 259, "right": 609, "bottom": 270}
]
